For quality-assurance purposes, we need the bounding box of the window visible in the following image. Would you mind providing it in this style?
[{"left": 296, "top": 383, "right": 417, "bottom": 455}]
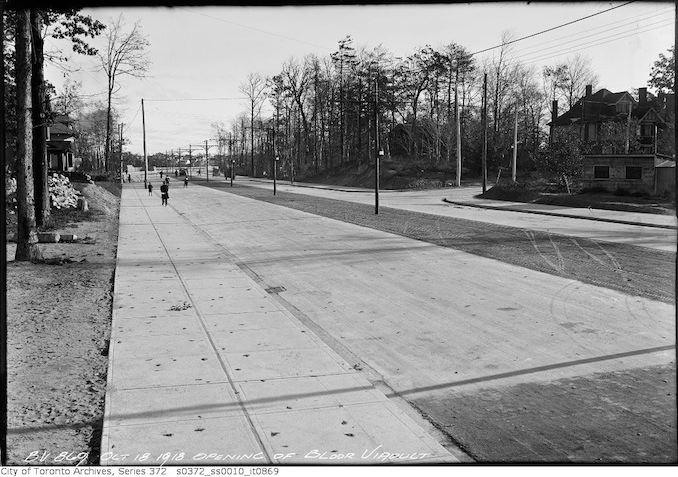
[
  {"left": 617, "top": 101, "right": 631, "bottom": 114},
  {"left": 593, "top": 166, "right": 610, "bottom": 179},
  {"left": 639, "top": 124, "right": 654, "bottom": 138},
  {"left": 626, "top": 166, "right": 642, "bottom": 180}
]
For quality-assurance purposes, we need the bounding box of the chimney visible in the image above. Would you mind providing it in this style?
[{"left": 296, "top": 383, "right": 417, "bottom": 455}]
[
  {"left": 639, "top": 87, "right": 647, "bottom": 105},
  {"left": 585, "top": 84, "right": 592, "bottom": 97},
  {"left": 550, "top": 100, "right": 558, "bottom": 144}
]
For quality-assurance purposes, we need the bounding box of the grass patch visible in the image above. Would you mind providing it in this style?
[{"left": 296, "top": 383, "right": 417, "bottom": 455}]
[{"left": 480, "top": 182, "right": 675, "bottom": 215}]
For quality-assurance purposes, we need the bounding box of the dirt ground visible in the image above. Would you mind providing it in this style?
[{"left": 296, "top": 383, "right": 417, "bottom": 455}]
[{"left": 5, "top": 182, "right": 120, "bottom": 465}]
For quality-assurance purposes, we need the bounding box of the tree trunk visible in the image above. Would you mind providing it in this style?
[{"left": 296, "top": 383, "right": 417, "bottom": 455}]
[
  {"left": 30, "top": 10, "right": 49, "bottom": 228},
  {"left": 104, "top": 78, "right": 113, "bottom": 173},
  {"left": 15, "top": 9, "right": 42, "bottom": 262}
]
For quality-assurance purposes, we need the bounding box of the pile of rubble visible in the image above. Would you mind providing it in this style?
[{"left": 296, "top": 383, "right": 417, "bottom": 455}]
[{"left": 49, "top": 173, "right": 81, "bottom": 209}]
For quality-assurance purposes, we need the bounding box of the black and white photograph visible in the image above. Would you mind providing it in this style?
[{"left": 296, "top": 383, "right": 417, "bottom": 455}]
[{"left": 0, "top": 0, "right": 676, "bottom": 470}]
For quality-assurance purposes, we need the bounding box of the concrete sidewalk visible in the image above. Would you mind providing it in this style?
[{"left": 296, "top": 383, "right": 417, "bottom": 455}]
[{"left": 100, "top": 183, "right": 458, "bottom": 465}]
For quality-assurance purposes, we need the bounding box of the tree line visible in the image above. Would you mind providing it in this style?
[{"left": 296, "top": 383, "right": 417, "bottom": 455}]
[{"left": 208, "top": 34, "right": 605, "bottom": 182}]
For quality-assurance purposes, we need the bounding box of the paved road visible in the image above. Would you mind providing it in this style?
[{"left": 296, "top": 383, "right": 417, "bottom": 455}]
[
  {"left": 236, "top": 178, "right": 676, "bottom": 252},
  {"left": 102, "top": 184, "right": 460, "bottom": 465},
  {"left": 163, "top": 181, "right": 674, "bottom": 461}
]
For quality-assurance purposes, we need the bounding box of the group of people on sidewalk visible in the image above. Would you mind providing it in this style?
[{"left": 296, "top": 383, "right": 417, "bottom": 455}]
[{"left": 146, "top": 175, "right": 189, "bottom": 206}]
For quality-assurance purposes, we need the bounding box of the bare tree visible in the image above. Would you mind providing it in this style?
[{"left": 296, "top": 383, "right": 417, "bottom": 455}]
[
  {"left": 561, "top": 54, "right": 598, "bottom": 108},
  {"left": 491, "top": 31, "right": 519, "bottom": 134},
  {"left": 15, "top": 9, "right": 42, "bottom": 262},
  {"left": 52, "top": 77, "right": 84, "bottom": 117},
  {"left": 239, "top": 72, "right": 266, "bottom": 176},
  {"left": 98, "top": 14, "right": 149, "bottom": 172}
]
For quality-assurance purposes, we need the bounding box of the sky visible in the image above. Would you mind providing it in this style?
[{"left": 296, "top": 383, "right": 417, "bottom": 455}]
[{"left": 42, "top": 2, "right": 675, "bottom": 156}]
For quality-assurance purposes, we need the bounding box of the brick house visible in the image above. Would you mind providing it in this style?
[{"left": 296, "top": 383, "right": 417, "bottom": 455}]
[{"left": 548, "top": 85, "right": 675, "bottom": 195}]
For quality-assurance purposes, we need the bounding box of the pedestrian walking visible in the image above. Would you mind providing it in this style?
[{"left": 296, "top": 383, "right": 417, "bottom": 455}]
[
  {"left": 127, "top": 174, "right": 131, "bottom": 183},
  {"left": 160, "top": 170, "right": 163, "bottom": 179},
  {"left": 165, "top": 177, "right": 170, "bottom": 185},
  {"left": 148, "top": 182, "right": 153, "bottom": 196},
  {"left": 183, "top": 177, "right": 188, "bottom": 188},
  {"left": 175, "top": 170, "right": 178, "bottom": 178},
  {"left": 160, "top": 182, "right": 169, "bottom": 206}
]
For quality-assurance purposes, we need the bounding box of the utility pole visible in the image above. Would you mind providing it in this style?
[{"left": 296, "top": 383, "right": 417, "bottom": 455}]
[
  {"left": 455, "top": 57, "right": 462, "bottom": 187},
  {"left": 272, "top": 126, "right": 277, "bottom": 196},
  {"left": 274, "top": 104, "right": 279, "bottom": 195},
  {"left": 512, "top": 105, "right": 518, "bottom": 182},
  {"left": 250, "top": 101, "right": 255, "bottom": 177},
  {"left": 142, "top": 99, "right": 148, "bottom": 188},
  {"left": 119, "top": 123, "right": 124, "bottom": 185},
  {"left": 374, "top": 76, "right": 380, "bottom": 215},
  {"left": 205, "top": 139, "right": 209, "bottom": 182},
  {"left": 482, "top": 73, "right": 488, "bottom": 194},
  {"left": 188, "top": 145, "right": 192, "bottom": 178},
  {"left": 175, "top": 148, "right": 182, "bottom": 173}
]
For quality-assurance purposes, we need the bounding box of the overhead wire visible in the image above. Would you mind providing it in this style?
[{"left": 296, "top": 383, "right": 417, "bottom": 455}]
[
  {"left": 519, "top": 20, "right": 673, "bottom": 67},
  {"left": 143, "top": 97, "right": 248, "bottom": 102},
  {"left": 494, "top": 15, "right": 673, "bottom": 73},
  {"left": 178, "top": 7, "right": 332, "bottom": 51},
  {"left": 138, "top": 2, "right": 663, "bottom": 153},
  {"left": 470, "top": 0, "right": 636, "bottom": 56},
  {"left": 506, "top": 7, "right": 672, "bottom": 61}
]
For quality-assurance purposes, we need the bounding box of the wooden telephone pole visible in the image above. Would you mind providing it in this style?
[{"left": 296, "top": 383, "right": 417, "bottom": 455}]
[
  {"left": 482, "top": 73, "right": 488, "bottom": 194},
  {"left": 142, "top": 99, "right": 148, "bottom": 188}
]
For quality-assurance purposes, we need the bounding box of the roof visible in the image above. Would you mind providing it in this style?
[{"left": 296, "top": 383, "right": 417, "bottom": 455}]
[
  {"left": 549, "top": 88, "right": 671, "bottom": 127},
  {"left": 49, "top": 121, "right": 74, "bottom": 136},
  {"left": 48, "top": 115, "right": 75, "bottom": 137}
]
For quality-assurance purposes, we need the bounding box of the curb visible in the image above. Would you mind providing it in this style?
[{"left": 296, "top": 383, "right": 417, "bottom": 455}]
[
  {"left": 246, "top": 178, "right": 409, "bottom": 193},
  {"left": 247, "top": 178, "right": 374, "bottom": 193},
  {"left": 442, "top": 199, "right": 678, "bottom": 230}
]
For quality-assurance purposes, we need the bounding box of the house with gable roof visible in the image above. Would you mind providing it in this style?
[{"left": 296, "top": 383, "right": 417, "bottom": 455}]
[{"left": 548, "top": 85, "right": 674, "bottom": 196}]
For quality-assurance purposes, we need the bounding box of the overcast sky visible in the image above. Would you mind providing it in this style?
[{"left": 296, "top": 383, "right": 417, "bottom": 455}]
[{"left": 43, "top": 2, "right": 674, "bottom": 156}]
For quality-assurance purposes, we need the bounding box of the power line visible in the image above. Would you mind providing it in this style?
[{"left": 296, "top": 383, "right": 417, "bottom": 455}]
[
  {"left": 179, "top": 7, "right": 331, "bottom": 51},
  {"left": 143, "top": 97, "right": 248, "bottom": 102},
  {"left": 470, "top": 1, "right": 635, "bottom": 56},
  {"left": 500, "top": 17, "right": 672, "bottom": 71},
  {"left": 126, "top": 103, "right": 143, "bottom": 126},
  {"left": 508, "top": 7, "right": 672, "bottom": 60},
  {"left": 518, "top": 19, "right": 673, "bottom": 66}
]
